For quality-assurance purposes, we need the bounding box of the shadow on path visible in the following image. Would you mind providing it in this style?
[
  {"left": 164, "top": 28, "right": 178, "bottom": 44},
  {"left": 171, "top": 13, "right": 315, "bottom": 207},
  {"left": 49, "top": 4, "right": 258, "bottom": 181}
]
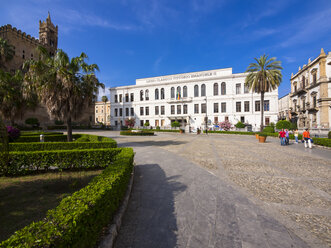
[
  {"left": 114, "top": 164, "right": 186, "bottom": 248},
  {"left": 119, "top": 140, "right": 187, "bottom": 148}
]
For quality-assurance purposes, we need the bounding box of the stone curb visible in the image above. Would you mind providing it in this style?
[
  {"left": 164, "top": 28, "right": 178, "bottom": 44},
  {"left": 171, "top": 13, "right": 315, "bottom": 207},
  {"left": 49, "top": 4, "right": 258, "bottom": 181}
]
[{"left": 98, "top": 166, "right": 135, "bottom": 248}]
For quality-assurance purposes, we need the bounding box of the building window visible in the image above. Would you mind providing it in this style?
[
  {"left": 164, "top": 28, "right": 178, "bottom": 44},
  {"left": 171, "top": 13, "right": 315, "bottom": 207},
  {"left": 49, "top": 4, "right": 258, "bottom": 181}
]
[
  {"left": 201, "top": 84, "right": 206, "bottom": 97},
  {"left": 312, "top": 73, "right": 317, "bottom": 85},
  {"left": 115, "top": 95, "right": 118, "bottom": 103},
  {"left": 294, "top": 84, "right": 297, "bottom": 92},
  {"left": 236, "top": 84, "right": 241, "bottom": 94},
  {"left": 140, "top": 90, "right": 144, "bottom": 101},
  {"left": 115, "top": 120, "right": 118, "bottom": 126},
  {"left": 241, "top": 116, "right": 245, "bottom": 123},
  {"left": 312, "top": 113, "right": 317, "bottom": 123},
  {"left": 125, "top": 108, "right": 129, "bottom": 116},
  {"left": 140, "top": 107, "right": 144, "bottom": 115},
  {"left": 255, "top": 101, "right": 260, "bottom": 112},
  {"left": 119, "top": 94, "right": 122, "bottom": 102},
  {"left": 171, "top": 105, "right": 175, "bottom": 115},
  {"left": 213, "top": 83, "right": 218, "bottom": 96},
  {"left": 194, "top": 104, "right": 199, "bottom": 114},
  {"left": 214, "top": 117, "right": 218, "bottom": 124},
  {"left": 313, "top": 96, "right": 317, "bottom": 108},
  {"left": 155, "top": 89, "right": 159, "bottom": 100},
  {"left": 183, "top": 86, "right": 187, "bottom": 97},
  {"left": 140, "top": 120, "right": 144, "bottom": 126},
  {"left": 176, "top": 86, "right": 181, "bottom": 100},
  {"left": 22, "top": 50, "right": 25, "bottom": 59},
  {"left": 155, "top": 106, "right": 159, "bottom": 115},
  {"left": 201, "top": 103, "right": 206, "bottom": 113},
  {"left": 171, "top": 87, "right": 175, "bottom": 99},
  {"left": 236, "top": 102, "right": 241, "bottom": 112},
  {"left": 119, "top": 108, "right": 123, "bottom": 116},
  {"left": 145, "top": 90, "right": 149, "bottom": 100},
  {"left": 221, "top": 102, "right": 226, "bottom": 113},
  {"left": 130, "top": 93, "right": 134, "bottom": 102},
  {"left": 161, "top": 106, "right": 165, "bottom": 115},
  {"left": 244, "top": 84, "right": 249, "bottom": 93},
  {"left": 244, "top": 101, "right": 249, "bottom": 112},
  {"left": 183, "top": 104, "right": 188, "bottom": 114},
  {"left": 214, "top": 103, "right": 219, "bottom": 113},
  {"left": 302, "top": 76, "right": 305, "bottom": 89},
  {"left": 145, "top": 106, "right": 149, "bottom": 115},
  {"left": 125, "top": 94, "right": 129, "bottom": 102},
  {"left": 194, "top": 85, "right": 199, "bottom": 97},
  {"left": 264, "top": 100, "right": 270, "bottom": 111},
  {"left": 96, "top": 109, "right": 98, "bottom": 113},
  {"left": 115, "top": 108, "right": 118, "bottom": 117},
  {"left": 161, "top": 88, "right": 165, "bottom": 99},
  {"left": 177, "top": 105, "right": 181, "bottom": 114},
  {"left": 265, "top": 117, "right": 270, "bottom": 126},
  {"left": 130, "top": 107, "right": 134, "bottom": 116},
  {"left": 221, "top": 82, "right": 226, "bottom": 95},
  {"left": 225, "top": 116, "right": 229, "bottom": 121},
  {"left": 96, "top": 117, "right": 98, "bottom": 122}
]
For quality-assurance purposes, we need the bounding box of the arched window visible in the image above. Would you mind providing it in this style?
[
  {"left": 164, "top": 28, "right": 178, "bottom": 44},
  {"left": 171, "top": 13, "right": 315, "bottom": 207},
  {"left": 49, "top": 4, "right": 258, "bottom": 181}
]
[
  {"left": 221, "top": 82, "right": 226, "bottom": 95},
  {"left": 194, "top": 85, "right": 199, "bottom": 97},
  {"left": 213, "top": 83, "right": 218, "bottom": 96},
  {"left": 201, "top": 84, "right": 206, "bottom": 97},
  {"left": 145, "top": 89, "right": 149, "bottom": 100},
  {"left": 171, "top": 87, "right": 175, "bottom": 99},
  {"left": 176, "top": 86, "right": 181, "bottom": 99},
  {"left": 140, "top": 90, "right": 144, "bottom": 101},
  {"left": 155, "top": 89, "right": 159, "bottom": 100},
  {"left": 183, "top": 86, "right": 187, "bottom": 98},
  {"left": 161, "top": 88, "right": 165, "bottom": 99}
]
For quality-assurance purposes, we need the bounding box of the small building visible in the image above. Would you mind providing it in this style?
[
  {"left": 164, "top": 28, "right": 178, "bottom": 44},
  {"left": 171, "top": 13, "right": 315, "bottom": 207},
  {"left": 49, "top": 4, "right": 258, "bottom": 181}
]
[
  {"left": 94, "top": 101, "right": 111, "bottom": 125},
  {"left": 109, "top": 67, "right": 279, "bottom": 131},
  {"left": 278, "top": 94, "right": 291, "bottom": 121},
  {"left": 289, "top": 48, "right": 331, "bottom": 132}
]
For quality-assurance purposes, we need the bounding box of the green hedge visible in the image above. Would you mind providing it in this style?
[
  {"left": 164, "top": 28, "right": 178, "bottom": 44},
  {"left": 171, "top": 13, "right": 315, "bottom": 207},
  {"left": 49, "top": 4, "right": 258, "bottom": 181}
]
[
  {"left": 313, "top": 138, "right": 331, "bottom": 147},
  {"left": 204, "top": 130, "right": 255, "bottom": 135},
  {"left": 21, "top": 131, "right": 63, "bottom": 136},
  {"left": 8, "top": 141, "right": 117, "bottom": 152},
  {"left": 120, "top": 131, "right": 154, "bottom": 136},
  {"left": 14, "top": 134, "right": 83, "bottom": 143},
  {"left": 133, "top": 129, "right": 180, "bottom": 133},
  {"left": 1, "top": 148, "right": 122, "bottom": 176},
  {"left": 1, "top": 148, "right": 134, "bottom": 247}
]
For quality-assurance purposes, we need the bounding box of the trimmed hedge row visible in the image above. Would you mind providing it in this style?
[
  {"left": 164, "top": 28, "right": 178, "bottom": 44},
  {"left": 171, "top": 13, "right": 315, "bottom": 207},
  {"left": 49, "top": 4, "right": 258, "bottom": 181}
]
[
  {"left": 14, "top": 134, "right": 81, "bottom": 143},
  {"left": 1, "top": 148, "right": 134, "bottom": 247},
  {"left": 21, "top": 132, "right": 63, "bottom": 136},
  {"left": 205, "top": 130, "right": 255, "bottom": 135},
  {"left": 120, "top": 131, "right": 154, "bottom": 136},
  {"left": 2, "top": 148, "right": 122, "bottom": 176},
  {"left": 313, "top": 138, "right": 331, "bottom": 147},
  {"left": 8, "top": 141, "right": 117, "bottom": 152}
]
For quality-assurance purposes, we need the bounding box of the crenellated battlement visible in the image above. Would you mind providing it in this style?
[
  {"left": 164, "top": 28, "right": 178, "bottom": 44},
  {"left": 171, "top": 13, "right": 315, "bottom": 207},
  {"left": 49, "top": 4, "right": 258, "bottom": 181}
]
[{"left": 0, "top": 24, "right": 42, "bottom": 45}]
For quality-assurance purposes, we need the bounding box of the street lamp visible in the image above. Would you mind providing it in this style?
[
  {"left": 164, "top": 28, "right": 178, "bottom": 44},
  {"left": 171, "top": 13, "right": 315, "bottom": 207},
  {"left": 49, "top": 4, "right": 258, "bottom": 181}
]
[{"left": 205, "top": 96, "right": 208, "bottom": 135}]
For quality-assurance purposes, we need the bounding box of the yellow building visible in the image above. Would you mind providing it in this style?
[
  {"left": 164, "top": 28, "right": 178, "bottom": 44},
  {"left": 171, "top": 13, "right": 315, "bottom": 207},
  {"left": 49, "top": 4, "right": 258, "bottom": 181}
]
[
  {"left": 95, "top": 101, "right": 111, "bottom": 125},
  {"left": 290, "top": 48, "right": 331, "bottom": 131}
]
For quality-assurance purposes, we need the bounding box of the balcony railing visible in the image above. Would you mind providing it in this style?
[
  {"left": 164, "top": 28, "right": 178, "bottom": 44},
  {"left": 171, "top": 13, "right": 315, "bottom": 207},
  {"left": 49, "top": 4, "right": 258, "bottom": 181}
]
[{"left": 166, "top": 97, "right": 193, "bottom": 103}]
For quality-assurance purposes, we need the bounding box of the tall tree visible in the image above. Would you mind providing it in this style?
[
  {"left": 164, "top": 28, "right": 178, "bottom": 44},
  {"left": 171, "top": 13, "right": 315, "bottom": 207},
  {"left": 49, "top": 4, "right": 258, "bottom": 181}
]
[
  {"left": 101, "top": 95, "right": 108, "bottom": 125},
  {"left": 24, "top": 47, "right": 104, "bottom": 141},
  {"left": 245, "top": 54, "right": 282, "bottom": 132},
  {"left": 0, "top": 38, "right": 15, "bottom": 71}
]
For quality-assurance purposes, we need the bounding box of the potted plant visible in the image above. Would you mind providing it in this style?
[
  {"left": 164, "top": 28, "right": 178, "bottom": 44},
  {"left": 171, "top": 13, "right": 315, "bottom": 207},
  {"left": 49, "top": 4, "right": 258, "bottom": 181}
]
[
  {"left": 179, "top": 128, "right": 185, "bottom": 134},
  {"left": 258, "top": 132, "right": 267, "bottom": 143}
]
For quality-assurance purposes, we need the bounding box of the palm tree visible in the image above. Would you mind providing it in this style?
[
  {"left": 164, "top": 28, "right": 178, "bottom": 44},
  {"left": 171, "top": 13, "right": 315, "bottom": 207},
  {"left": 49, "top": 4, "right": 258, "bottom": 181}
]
[
  {"left": 245, "top": 54, "right": 282, "bottom": 132},
  {"left": 101, "top": 95, "right": 108, "bottom": 125},
  {"left": 0, "top": 38, "right": 15, "bottom": 71},
  {"left": 24, "top": 47, "right": 104, "bottom": 141}
]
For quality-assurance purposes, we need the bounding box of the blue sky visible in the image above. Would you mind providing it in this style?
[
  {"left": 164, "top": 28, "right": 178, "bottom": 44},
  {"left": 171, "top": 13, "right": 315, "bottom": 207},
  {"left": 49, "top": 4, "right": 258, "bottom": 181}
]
[{"left": 1, "top": 0, "right": 331, "bottom": 98}]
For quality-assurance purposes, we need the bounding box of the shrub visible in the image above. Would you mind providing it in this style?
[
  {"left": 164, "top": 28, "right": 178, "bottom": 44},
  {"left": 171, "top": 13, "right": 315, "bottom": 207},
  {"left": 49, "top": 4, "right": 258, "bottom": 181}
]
[
  {"left": 6, "top": 126, "right": 20, "bottom": 142},
  {"left": 1, "top": 148, "right": 134, "bottom": 247},
  {"left": 205, "top": 130, "right": 255, "bottom": 135},
  {"left": 14, "top": 134, "right": 81, "bottom": 143},
  {"left": 235, "top": 121, "right": 245, "bottom": 128},
  {"left": 54, "top": 120, "right": 64, "bottom": 125},
  {"left": 313, "top": 138, "right": 331, "bottom": 147},
  {"left": 290, "top": 122, "right": 298, "bottom": 130},
  {"left": 328, "top": 131, "right": 331, "bottom": 139},
  {"left": 171, "top": 121, "right": 180, "bottom": 128},
  {"left": 263, "top": 126, "right": 274, "bottom": 133},
  {"left": 144, "top": 122, "right": 150, "bottom": 127},
  {"left": 125, "top": 118, "right": 135, "bottom": 128},
  {"left": 120, "top": 130, "right": 154, "bottom": 136},
  {"left": 25, "top": 118, "right": 39, "bottom": 127},
  {"left": 219, "top": 120, "right": 231, "bottom": 131},
  {"left": 156, "top": 126, "right": 160, "bottom": 130},
  {"left": 276, "top": 120, "right": 291, "bottom": 130},
  {"left": 258, "top": 132, "right": 268, "bottom": 137},
  {"left": 21, "top": 131, "right": 63, "bottom": 136}
]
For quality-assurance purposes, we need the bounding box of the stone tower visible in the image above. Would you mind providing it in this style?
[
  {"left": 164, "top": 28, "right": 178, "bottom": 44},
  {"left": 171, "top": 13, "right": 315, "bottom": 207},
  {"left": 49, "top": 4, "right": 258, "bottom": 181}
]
[{"left": 39, "top": 12, "right": 58, "bottom": 56}]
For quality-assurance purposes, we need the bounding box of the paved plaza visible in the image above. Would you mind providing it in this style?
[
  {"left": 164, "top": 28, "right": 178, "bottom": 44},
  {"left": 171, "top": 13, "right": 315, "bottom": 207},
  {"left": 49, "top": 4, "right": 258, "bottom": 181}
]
[{"left": 77, "top": 131, "right": 331, "bottom": 247}]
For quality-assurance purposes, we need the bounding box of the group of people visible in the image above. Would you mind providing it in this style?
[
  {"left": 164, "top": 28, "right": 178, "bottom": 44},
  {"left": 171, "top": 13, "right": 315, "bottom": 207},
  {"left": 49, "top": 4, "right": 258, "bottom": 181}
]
[{"left": 278, "top": 128, "right": 313, "bottom": 148}]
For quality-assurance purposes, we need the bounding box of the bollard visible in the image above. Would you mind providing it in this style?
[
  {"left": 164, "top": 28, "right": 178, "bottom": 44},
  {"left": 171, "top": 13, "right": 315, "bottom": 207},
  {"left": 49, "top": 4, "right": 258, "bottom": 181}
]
[{"left": 40, "top": 134, "right": 44, "bottom": 142}]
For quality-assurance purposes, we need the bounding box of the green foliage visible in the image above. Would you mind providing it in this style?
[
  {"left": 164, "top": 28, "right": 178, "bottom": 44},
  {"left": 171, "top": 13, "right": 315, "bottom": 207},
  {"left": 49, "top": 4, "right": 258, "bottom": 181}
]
[
  {"left": 276, "top": 120, "right": 291, "bottom": 130},
  {"left": 205, "top": 131, "right": 255, "bottom": 135},
  {"left": 171, "top": 121, "right": 180, "bottom": 128},
  {"left": 235, "top": 121, "right": 245, "bottom": 128},
  {"left": 258, "top": 132, "right": 268, "bottom": 137},
  {"left": 21, "top": 131, "right": 63, "bottom": 136},
  {"left": 120, "top": 130, "right": 154, "bottom": 136},
  {"left": 156, "top": 126, "right": 160, "bottom": 130},
  {"left": 25, "top": 118, "right": 39, "bottom": 126},
  {"left": 14, "top": 134, "right": 80, "bottom": 143},
  {"left": 313, "top": 138, "right": 331, "bottom": 147},
  {"left": 54, "top": 120, "right": 64, "bottom": 125},
  {"left": 101, "top": 95, "right": 108, "bottom": 103},
  {"left": 144, "top": 121, "right": 150, "bottom": 127},
  {"left": 263, "top": 126, "right": 274, "bottom": 133},
  {"left": 1, "top": 148, "right": 134, "bottom": 247},
  {"left": 290, "top": 122, "right": 298, "bottom": 130},
  {"left": 328, "top": 131, "right": 331, "bottom": 139}
]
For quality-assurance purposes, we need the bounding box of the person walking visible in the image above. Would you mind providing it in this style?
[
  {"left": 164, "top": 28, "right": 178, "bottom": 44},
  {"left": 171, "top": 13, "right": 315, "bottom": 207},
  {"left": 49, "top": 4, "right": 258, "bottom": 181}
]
[
  {"left": 278, "top": 129, "right": 285, "bottom": 146},
  {"left": 285, "top": 129, "right": 289, "bottom": 145},
  {"left": 302, "top": 128, "right": 312, "bottom": 149},
  {"left": 294, "top": 129, "right": 299, "bottom": 144}
]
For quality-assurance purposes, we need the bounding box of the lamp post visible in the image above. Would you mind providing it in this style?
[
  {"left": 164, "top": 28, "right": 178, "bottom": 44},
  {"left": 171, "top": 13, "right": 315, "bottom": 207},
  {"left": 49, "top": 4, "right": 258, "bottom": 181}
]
[{"left": 205, "top": 96, "right": 208, "bottom": 135}]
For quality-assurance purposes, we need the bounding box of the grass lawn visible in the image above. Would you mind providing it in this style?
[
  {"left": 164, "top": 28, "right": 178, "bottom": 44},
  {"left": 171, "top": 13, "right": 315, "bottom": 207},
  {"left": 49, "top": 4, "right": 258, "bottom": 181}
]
[{"left": 0, "top": 170, "right": 103, "bottom": 242}]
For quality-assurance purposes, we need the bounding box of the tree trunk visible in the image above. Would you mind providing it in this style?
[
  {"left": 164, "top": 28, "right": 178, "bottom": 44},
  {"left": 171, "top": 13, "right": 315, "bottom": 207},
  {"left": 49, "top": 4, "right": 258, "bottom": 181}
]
[
  {"left": 67, "top": 116, "right": 73, "bottom": 142},
  {"left": 260, "top": 92, "right": 265, "bottom": 132}
]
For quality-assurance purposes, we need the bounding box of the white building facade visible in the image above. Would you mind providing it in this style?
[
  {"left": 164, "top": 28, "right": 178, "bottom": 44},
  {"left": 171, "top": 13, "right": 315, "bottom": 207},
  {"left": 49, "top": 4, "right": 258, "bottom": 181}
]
[{"left": 109, "top": 68, "right": 278, "bottom": 131}]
